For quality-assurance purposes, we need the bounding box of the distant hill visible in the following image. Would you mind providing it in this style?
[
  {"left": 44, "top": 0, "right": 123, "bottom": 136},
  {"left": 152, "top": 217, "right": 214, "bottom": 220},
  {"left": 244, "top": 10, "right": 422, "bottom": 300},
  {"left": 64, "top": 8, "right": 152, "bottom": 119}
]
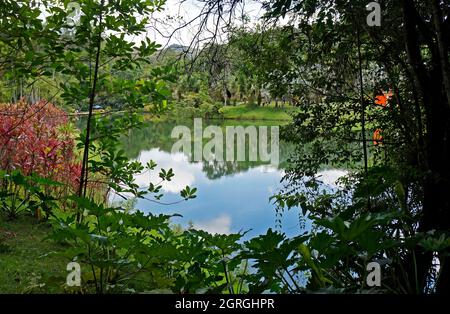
[{"left": 165, "top": 44, "right": 189, "bottom": 53}]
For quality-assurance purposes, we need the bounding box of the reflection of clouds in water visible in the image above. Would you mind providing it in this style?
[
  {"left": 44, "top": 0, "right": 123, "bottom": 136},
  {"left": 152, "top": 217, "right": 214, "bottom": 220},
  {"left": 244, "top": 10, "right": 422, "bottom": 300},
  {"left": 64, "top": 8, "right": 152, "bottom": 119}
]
[
  {"left": 114, "top": 144, "right": 320, "bottom": 238},
  {"left": 258, "top": 165, "right": 282, "bottom": 174},
  {"left": 316, "top": 169, "right": 348, "bottom": 188},
  {"left": 134, "top": 147, "right": 285, "bottom": 194},
  {"left": 193, "top": 214, "right": 232, "bottom": 235},
  {"left": 135, "top": 149, "right": 203, "bottom": 193}
]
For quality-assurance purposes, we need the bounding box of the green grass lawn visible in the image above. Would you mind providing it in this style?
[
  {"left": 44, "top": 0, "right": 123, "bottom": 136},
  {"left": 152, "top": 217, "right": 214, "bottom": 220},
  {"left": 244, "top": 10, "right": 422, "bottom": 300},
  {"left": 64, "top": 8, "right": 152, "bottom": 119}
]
[
  {"left": 219, "top": 104, "right": 292, "bottom": 122},
  {"left": 0, "top": 215, "right": 67, "bottom": 293}
]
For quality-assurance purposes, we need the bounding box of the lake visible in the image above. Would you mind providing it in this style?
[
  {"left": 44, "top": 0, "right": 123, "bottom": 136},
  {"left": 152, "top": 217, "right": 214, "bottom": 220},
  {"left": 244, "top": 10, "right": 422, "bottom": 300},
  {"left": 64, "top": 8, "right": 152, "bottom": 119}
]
[{"left": 110, "top": 118, "right": 345, "bottom": 239}]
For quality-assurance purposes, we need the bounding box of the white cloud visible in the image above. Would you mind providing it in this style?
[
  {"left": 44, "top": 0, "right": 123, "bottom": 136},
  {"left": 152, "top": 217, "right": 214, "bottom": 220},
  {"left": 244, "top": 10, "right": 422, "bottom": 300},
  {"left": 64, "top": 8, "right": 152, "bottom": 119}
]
[
  {"left": 134, "top": 148, "right": 203, "bottom": 193},
  {"left": 316, "top": 169, "right": 348, "bottom": 188},
  {"left": 128, "top": 0, "right": 266, "bottom": 47},
  {"left": 258, "top": 165, "right": 280, "bottom": 173},
  {"left": 194, "top": 214, "right": 232, "bottom": 234}
]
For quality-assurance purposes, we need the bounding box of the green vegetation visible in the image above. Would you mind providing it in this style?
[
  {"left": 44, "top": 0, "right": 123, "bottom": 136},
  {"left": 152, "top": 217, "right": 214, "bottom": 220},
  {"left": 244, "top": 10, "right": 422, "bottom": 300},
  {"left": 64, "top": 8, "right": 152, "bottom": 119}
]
[
  {"left": 0, "top": 215, "right": 67, "bottom": 293},
  {"left": 220, "top": 104, "right": 292, "bottom": 121},
  {"left": 1, "top": 0, "right": 450, "bottom": 295}
]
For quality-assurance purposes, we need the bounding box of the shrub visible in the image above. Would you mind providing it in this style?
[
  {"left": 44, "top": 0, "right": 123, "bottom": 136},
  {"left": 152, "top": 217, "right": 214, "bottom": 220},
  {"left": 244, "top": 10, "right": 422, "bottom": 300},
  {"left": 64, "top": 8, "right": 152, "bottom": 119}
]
[
  {"left": 0, "top": 99, "right": 81, "bottom": 218},
  {"left": 175, "top": 92, "right": 223, "bottom": 118},
  {"left": 48, "top": 197, "right": 247, "bottom": 294}
]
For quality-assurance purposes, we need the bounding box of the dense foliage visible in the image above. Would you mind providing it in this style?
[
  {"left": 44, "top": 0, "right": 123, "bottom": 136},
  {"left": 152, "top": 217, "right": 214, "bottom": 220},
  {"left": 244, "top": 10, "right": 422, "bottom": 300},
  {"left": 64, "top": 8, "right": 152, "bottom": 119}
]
[
  {"left": 1, "top": 0, "right": 450, "bottom": 295},
  {"left": 0, "top": 100, "right": 81, "bottom": 218},
  {"left": 258, "top": 0, "right": 450, "bottom": 293}
]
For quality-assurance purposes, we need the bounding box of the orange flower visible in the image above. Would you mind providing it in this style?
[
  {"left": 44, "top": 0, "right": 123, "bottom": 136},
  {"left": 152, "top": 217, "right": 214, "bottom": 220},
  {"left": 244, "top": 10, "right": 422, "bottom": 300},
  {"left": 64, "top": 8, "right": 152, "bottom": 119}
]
[
  {"left": 373, "top": 129, "right": 384, "bottom": 145},
  {"left": 374, "top": 89, "right": 393, "bottom": 107}
]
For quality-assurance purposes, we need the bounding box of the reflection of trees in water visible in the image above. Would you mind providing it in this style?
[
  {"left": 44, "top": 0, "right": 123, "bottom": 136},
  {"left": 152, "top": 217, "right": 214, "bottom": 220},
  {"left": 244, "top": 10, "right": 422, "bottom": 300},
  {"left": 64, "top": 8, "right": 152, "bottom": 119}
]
[
  {"left": 201, "top": 143, "right": 294, "bottom": 179},
  {"left": 118, "top": 119, "right": 295, "bottom": 179},
  {"left": 202, "top": 160, "right": 241, "bottom": 180},
  {"left": 120, "top": 120, "right": 177, "bottom": 159}
]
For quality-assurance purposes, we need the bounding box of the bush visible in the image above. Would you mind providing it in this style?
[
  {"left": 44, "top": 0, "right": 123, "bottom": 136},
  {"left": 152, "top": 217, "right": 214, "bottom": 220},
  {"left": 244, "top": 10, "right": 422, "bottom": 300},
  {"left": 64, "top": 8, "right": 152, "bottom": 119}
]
[
  {"left": 0, "top": 99, "right": 81, "bottom": 218},
  {"left": 175, "top": 92, "right": 223, "bottom": 118},
  {"left": 48, "top": 197, "right": 247, "bottom": 294}
]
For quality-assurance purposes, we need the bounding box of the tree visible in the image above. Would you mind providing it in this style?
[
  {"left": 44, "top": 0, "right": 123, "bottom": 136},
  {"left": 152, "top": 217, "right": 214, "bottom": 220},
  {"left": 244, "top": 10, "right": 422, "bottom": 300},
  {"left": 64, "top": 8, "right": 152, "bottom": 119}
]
[
  {"left": 227, "top": 25, "right": 297, "bottom": 105},
  {"left": 0, "top": 0, "right": 171, "bottom": 203},
  {"left": 254, "top": 0, "right": 450, "bottom": 293}
]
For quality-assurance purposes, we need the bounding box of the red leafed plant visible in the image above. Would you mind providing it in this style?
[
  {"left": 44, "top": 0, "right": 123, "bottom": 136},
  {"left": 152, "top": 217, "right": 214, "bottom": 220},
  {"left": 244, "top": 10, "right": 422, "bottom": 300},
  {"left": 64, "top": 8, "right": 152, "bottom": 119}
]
[{"left": 0, "top": 99, "right": 82, "bottom": 218}]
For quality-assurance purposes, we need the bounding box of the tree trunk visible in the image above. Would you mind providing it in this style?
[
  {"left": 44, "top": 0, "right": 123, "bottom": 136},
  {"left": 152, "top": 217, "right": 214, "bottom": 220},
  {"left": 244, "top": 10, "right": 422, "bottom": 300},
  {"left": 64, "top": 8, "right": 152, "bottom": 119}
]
[
  {"left": 431, "top": 0, "right": 450, "bottom": 110},
  {"left": 402, "top": 0, "right": 450, "bottom": 293},
  {"left": 78, "top": 0, "right": 105, "bottom": 206}
]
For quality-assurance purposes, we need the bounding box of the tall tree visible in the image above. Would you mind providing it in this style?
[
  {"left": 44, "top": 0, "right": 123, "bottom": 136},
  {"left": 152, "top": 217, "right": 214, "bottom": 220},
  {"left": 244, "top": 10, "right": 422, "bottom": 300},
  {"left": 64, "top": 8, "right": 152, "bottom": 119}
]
[{"left": 236, "top": 0, "right": 450, "bottom": 292}]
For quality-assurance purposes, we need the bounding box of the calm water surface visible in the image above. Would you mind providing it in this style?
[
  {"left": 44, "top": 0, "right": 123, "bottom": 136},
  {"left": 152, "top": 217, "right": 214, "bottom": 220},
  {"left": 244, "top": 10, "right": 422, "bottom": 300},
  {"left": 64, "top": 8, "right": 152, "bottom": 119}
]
[{"left": 112, "top": 119, "right": 345, "bottom": 239}]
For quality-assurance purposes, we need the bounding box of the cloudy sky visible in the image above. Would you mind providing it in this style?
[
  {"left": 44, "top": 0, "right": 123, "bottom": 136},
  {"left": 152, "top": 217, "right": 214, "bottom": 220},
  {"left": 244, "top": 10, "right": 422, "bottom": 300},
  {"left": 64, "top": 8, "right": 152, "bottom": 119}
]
[
  {"left": 40, "top": 0, "right": 266, "bottom": 49},
  {"left": 145, "top": 0, "right": 266, "bottom": 47}
]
